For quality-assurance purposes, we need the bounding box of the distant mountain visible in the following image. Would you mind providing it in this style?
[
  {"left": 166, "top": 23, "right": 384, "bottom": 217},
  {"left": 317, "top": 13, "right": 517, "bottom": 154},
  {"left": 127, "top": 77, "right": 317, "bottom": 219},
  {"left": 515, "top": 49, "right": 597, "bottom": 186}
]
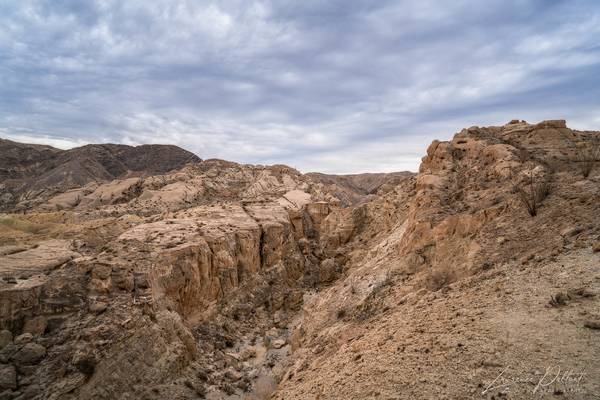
[
  {"left": 0, "top": 138, "right": 200, "bottom": 210},
  {"left": 306, "top": 171, "right": 414, "bottom": 205}
]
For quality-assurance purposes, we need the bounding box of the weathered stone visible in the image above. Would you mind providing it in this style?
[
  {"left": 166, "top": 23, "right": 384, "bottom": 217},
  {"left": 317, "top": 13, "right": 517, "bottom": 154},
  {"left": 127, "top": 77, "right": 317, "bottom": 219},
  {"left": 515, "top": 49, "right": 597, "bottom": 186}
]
[
  {"left": 72, "top": 350, "right": 96, "bottom": 376},
  {"left": 0, "top": 331, "right": 12, "bottom": 350},
  {"left": 319, "top": 258, "right": 338, "bottom": 283},
  {"left": 91, "top": 264, "right": 112, "bottom": 280},
  {"left": 0, "top": 344, "right": 17, "bottom": 364},
  {"left": 19, "top": 383, "right": 41, "bottom": 399},
  {"left": 0, "top": 364, "right": 17, "bottom": 390},
  {"left": 13, "top": 334, "right": 32, "bottom": 345},
  {"left": 584, "top": 320, "right": 600, "bottom": 330},
  {"left": 12, "top": 343, "right": 46, "bottom": 365},
  {"left": 88, "top": 301, "right": 108, "bottom": 314},
  {"left": 271, "top": 338, "right": 286, "bottom": 349},
  {"left": 22, "top": 317, "right": 47, "bottom": 337}
]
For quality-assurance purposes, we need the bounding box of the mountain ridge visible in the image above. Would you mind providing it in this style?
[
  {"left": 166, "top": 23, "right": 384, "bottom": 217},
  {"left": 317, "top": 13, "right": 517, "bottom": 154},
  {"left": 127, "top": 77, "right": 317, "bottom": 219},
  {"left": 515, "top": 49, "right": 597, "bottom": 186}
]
[{"left": 0, "top": 138, "right": 201, "bottom": 211}]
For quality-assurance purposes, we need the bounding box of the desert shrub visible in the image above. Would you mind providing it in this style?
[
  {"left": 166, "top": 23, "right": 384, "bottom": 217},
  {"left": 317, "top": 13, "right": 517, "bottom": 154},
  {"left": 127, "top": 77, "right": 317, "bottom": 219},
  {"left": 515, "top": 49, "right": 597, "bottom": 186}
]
[
  {"left": 352, "top": 269, "right": 395, "bottom": 321},
  {"left": 425, "top": 266, "right": 456, "bottom": 291},
  {"left": 516, "top": 148, "right": 530, "bottom": 163},
  {"left": 0, "top": 217, "right": 51, "bottom": 234},
  {"left": 573, "top": 139, "right": 600, "bottom": 178},
  {"left": 513, "top": 171, "right": 551, "bottom": 217},
  {"left": 246, "top": 375, "right": 277, "bottom": 400}
]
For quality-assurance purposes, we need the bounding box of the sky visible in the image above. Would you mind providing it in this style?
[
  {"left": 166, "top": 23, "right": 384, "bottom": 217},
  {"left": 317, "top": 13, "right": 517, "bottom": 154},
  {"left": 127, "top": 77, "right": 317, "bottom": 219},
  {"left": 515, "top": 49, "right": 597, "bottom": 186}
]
[{"left": 1, "top": 1, "right": 599, "bottom": 173}]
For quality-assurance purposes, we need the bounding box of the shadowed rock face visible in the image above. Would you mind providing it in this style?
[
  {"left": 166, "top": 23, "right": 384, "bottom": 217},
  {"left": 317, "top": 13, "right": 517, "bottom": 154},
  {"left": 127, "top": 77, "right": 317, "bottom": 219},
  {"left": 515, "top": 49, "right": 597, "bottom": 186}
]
[
  {"left": 0, "top": 139, "right": 200, "bottom": 211},
  {"left": 0, "top": 150, "right": 369, "bottom": 398},
  {"left": 1, "top": 120, "right": 600, "bottom": 399},
  {"left": 306, "top": 171, "right": 414, "bottom": 206}
]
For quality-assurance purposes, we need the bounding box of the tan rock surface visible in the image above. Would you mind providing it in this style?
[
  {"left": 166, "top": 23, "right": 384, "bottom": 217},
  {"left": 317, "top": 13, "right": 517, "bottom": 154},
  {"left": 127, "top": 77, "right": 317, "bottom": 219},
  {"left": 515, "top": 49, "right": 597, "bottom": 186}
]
[{"left": 0, "top": 120, "right": 599, "bottom": 399}]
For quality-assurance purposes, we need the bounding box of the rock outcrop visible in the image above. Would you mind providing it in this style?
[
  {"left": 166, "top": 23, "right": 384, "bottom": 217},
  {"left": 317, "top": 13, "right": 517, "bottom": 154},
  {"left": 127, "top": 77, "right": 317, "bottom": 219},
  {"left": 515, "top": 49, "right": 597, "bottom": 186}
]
[
  {"left": 275, "top": 120, "right": 600, "bottom": 399},
  {"left": 1, "top": 120, "right": 599, "bottom": 399},
  {"left": 0, "top": 139, "right": 200, "bottom": 212}
]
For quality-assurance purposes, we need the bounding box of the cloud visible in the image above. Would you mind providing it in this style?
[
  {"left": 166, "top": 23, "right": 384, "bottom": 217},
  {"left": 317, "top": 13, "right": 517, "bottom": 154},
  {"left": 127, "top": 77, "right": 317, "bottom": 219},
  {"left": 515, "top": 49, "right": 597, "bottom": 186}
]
[{"left": 0, "top": 0, "right": 599, "bottom": 173}]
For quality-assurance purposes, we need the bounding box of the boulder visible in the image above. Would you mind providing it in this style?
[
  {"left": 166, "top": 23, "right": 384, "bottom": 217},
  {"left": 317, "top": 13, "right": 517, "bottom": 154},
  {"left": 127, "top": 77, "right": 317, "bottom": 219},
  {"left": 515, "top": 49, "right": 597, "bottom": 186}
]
[
  {"left": 13, "top": 334, "right": 33, "bottom": 345},
  {"left": 88, "top": 301, "right": 108, "bottom": 314},
  {"left": 271, "top": 338, "right": 287, "bottom": 349},
  {"left": 319, "top": 258, "right": 338, "bottom": 283},
  {"left": 12, "top": 343, "right": 46, "bottom": 365},
  {"left": 22, "top": 316, "right": 47, "bottom": 336},
  {"left": 72, "top": 349, "right": 96, "bottom": 376},
  {"left": 0, "top": 331, "right": 12, "bottom": 350},
  {"left": 0, "top": 364, "right": 17, "bottom": 390}
]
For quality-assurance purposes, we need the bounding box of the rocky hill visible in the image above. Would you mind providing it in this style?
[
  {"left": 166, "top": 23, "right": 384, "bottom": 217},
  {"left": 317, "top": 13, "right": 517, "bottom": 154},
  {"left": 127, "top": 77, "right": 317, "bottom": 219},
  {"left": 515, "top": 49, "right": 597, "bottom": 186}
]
[
  {"left": 0, "top": 120, "right": 599, "bottom": 399},
  {"left": 0, "top": 139, "right": 201, "bottom": 212},
  {"left": 305, "top": 172, "right": 414, "bottom": 205}
]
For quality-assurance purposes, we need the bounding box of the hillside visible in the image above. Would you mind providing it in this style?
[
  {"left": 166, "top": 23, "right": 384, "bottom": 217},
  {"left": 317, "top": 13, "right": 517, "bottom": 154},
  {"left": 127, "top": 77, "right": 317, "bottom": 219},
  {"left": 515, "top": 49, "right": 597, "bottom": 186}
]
[
  {"left": 305, "top": 172, "right": 414, "bottom": 205},
  {"left": 0, "top": 120, "right": 599, "bottom": 399},
  {"left": 0, "top": 139, "right": 201, "bottom": 212}
]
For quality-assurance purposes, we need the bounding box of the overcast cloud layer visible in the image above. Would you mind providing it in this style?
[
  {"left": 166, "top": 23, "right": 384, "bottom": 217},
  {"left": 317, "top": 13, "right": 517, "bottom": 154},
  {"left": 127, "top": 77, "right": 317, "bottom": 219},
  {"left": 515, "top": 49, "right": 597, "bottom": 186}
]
[{"left": 1, "top": 1, "right": 599, "bottom": 173}]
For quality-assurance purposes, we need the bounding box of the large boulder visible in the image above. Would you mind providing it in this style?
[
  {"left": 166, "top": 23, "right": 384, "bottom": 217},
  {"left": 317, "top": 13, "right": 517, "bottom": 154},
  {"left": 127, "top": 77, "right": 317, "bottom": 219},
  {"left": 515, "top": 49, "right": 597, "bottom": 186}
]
[
  {"left": 12, "top": 343, "right": 46, "bottom": 365},
  {"left": 0, "top": 364, "right": 17, "bottom": 390}
]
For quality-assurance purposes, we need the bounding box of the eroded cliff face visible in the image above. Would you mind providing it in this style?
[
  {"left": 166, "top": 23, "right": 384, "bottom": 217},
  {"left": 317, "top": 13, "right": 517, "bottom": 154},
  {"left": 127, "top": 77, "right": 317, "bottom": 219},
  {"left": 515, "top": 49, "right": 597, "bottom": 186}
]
[
  {"left": 1, "top": 120, "right": 599, "bottom": 399},
  {"left": 1, "top": 155, "right": 400, "bottom": 399},
  {"left": 274, "top": 120, "right": 600, "bottom": 399}
]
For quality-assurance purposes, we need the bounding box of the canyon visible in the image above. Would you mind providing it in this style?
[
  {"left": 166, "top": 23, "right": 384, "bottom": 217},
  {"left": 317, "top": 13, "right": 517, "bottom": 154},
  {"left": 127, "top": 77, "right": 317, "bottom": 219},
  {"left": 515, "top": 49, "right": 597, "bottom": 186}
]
[{"left": 1, "top": 120, "right": 599, "bottom": 399}]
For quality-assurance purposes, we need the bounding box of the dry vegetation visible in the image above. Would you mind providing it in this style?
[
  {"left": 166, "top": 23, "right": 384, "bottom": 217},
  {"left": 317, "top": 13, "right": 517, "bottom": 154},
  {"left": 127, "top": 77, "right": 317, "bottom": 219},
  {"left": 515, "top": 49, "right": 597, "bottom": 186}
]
[
  {"left": 424, "top": 266, "right": 456, "bottom": 291},
  {"left": 513, "top": 171, "right": 552, "bottom": 217},
  {"left": 573, "top": 138, "right": 600, "bottom": 178}
]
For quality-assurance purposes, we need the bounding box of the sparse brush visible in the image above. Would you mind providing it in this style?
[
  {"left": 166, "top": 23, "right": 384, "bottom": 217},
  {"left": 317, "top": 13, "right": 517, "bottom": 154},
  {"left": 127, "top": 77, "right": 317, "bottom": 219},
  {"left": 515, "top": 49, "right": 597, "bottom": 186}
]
[
  {"left": 516, "top": 148, "right": 530, "bottom": 163},
  {"left": 573, "top": 139, "right": 600, "bottom": 178},
  {"left": 513, "top": 171, "right": 552, "bottom": 217},
  {"left": 247, "top": 375, "right": 277, "bottom": 400},
  {"left": 425, "top": 267, "right": 456, "bottom": 291}
]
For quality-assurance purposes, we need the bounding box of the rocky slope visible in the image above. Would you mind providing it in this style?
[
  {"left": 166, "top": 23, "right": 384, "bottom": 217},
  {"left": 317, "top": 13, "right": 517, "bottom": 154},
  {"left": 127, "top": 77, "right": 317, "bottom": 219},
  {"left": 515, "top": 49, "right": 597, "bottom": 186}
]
[
  {"left": 275, "top": 119, "right": 600, "bottom": 399},
  {"left": 0, "top": 139, "right": 200, "bottom": 212},
  {"left": 0, "top": 120, "right": 599, "bottom": 400},
  {"left": 305, "top": 172, "right": 414, "bottom": 206}
]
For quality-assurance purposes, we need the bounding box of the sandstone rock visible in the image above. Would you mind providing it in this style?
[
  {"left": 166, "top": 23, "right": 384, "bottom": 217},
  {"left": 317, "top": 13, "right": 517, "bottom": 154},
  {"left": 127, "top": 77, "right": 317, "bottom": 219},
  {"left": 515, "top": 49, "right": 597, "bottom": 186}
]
[
  {"left": 535, "top": 119, "right": 567, "bottom": 129},
  {"left": 88, "top": 301, "right": 108, "bottom": 314},
  {"left": 87, "top": 278, "right": 111, "bottom": 294},
  {"left": 22, "top": 316, "right": 47, "bottom": 336},
  {"left": 19, "top": 383, "right": 41, "bottom": 399},
  {"left": 584, "top": 320, "right": 600, "bottom": 330},
  {"left": 0, "top": 331, "right": 12, "bottom": 350},
  {"left": 72, "top": 349, "right": 96, "bottom": 376},
  {"left": 91, "top": 264, "right": 112, "bottom": 280},
  {"left": 319, "top": 258, "right": 338, "bottom": 283},
  {"left": 13, "top": 334, "right": 33, "bottom": 345},
  {"left": 0, "top": 239, "right": 78, "bottom": 279},
  {"left": 113, "top": 271, "right": 134, "bottom": 291},
  {"left": 593, "top": 242, "right": 600, "bottom": 253},
  {"left": 0, "top": 343, "right": 18, "bottom": 364},
  {"left": 0, "top": 364, "right": 17, "bottom": 391},
  {"left": 549, "top": 292, "right": 569, "bottom": 307},
  {"left": 134, "top": 273, "right": 149, "bottom": 289},
  {"left": 306, "top": 202, "right": 330, "bottom": 225},
  {"left": 560, "top": 226, "right": 583, "bottom": 237},
  {"left": 12, "top": 343, "right": 46, "bottom": 365},
  {"left": 271, "top": 338, "right": 287, "bottom": 349}
]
